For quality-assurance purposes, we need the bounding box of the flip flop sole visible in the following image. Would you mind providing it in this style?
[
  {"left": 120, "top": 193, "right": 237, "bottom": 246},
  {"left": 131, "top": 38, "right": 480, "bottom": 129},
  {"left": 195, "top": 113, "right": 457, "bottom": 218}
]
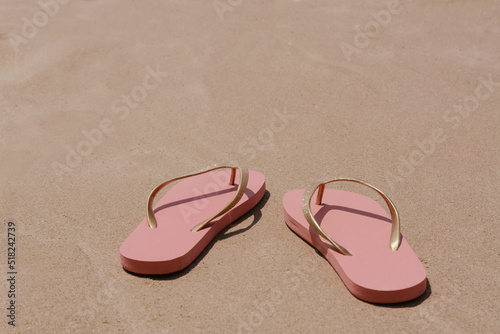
[
  {"left": 283, "top": 188, "right": 427, "bottom": 303},
  {"left": 121, "top": 169, "right": 265, "bottom": 275}
]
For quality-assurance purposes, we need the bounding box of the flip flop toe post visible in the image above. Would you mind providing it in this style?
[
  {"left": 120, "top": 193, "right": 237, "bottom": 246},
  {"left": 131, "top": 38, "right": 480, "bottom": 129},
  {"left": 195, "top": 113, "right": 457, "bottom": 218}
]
[
  {"left": 283, "top": 178, "right": 427, "bottom": 303},
  {"left": 121, "top": 165, "right": 266, "bottom": 275}
]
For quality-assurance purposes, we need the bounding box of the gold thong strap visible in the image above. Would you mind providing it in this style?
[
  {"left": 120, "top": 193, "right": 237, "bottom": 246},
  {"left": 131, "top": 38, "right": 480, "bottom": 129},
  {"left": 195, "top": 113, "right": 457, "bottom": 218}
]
[
  {"left": 146, "top": 165, "right": 249, "bottom": 231},
  {"left": 302, "top": 178, "right": 401, "bottom": 256}
]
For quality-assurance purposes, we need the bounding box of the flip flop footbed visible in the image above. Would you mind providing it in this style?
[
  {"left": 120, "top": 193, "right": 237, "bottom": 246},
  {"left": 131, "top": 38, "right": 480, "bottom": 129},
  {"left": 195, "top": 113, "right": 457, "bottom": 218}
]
[
  {"left": 121, "top": 169, "right": 265, "bottom": 275},
  {"left": 283, "top": 188, "right": 427, "bottom": 303}
]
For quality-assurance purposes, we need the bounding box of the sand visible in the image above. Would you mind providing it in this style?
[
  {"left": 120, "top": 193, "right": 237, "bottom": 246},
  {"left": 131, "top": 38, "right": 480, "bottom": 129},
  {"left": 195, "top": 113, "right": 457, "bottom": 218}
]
[{"left": 1, "top": 0, "right": 499, "bottom": 333}]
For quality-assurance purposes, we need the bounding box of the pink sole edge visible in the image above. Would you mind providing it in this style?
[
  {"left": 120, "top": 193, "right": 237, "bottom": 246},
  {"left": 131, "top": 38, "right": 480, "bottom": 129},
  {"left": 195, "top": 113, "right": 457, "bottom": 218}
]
[{"left": 283, "top": 188, "right": 427, "bottom": 304}]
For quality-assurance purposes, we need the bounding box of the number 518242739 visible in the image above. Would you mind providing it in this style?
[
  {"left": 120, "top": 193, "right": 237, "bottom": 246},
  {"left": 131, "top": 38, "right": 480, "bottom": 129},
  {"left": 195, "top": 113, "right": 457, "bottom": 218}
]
[{"left": 8, "top": 222, "right": 15, "bottom": 271}]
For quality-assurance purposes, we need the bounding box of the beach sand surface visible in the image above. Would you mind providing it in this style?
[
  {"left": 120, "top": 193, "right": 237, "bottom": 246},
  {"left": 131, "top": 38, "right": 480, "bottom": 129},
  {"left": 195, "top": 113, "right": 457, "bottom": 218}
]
[{"left": 1, "top": 0, "right": 499, "bottom": 333}]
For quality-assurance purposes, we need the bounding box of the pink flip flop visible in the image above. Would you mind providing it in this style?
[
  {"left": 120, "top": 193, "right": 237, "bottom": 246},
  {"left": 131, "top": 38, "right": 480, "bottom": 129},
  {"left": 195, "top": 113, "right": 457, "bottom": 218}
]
[
  {"left": 283, "top": 178, "right": 427, "bottom": 303},
  {"left": 121, "top": 165, "right": 266, "bottom": 275}
]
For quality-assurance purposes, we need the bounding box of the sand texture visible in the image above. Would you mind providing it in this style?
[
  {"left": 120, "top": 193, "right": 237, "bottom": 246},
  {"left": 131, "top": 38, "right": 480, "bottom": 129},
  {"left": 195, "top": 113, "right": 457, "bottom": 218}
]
[{"left": 1, "top": 0, "right": 499, "bottom": 333}]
